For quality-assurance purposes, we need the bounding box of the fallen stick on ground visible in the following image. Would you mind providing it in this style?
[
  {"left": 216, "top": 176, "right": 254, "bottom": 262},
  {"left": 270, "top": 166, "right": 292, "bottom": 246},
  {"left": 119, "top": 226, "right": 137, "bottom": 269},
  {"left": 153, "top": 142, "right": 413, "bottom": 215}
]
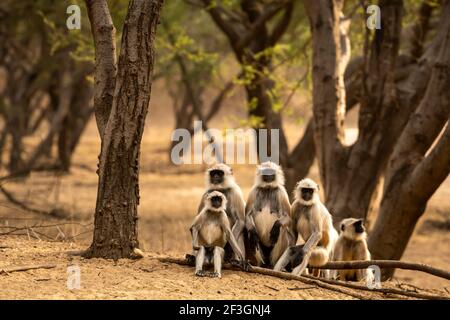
[
  {"left": 159, "top": 257, "right": 449, "bottom": 300},
  {"left": 0, "top": 264, "right": 57, "bottom": 274},
  {"left": 160, "top": 257, "right": 375, "bottom": 300},
  {"left": 317, "top": 260, "right": 450, "bottom": 281},
  {"left": 302, "top": 274, "right": 449, "bottom": 300}
]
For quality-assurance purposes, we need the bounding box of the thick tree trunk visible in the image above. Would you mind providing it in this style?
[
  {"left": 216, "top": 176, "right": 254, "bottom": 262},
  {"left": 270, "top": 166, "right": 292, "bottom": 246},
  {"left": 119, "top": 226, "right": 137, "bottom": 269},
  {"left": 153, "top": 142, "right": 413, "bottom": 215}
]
[
  {"left": 285, "top": 56, "right": 364, "bottom": 194},
  {"left": 84, "top": 0, "right": 163, "bottom": 259},
  {"left": 304, "top": 0, "right": 347, "bottom": 193},
  {"left": 304, "top": 0, "right": 420, "bottom": 226},
  {"left": 369, "top": 2, "right": 450, "bottom": 279}
]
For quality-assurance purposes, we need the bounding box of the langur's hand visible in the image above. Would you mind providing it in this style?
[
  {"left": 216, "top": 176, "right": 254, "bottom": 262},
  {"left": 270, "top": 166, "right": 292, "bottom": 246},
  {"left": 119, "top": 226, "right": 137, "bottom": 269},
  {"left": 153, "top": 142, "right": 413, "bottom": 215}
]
[
  {"left": 291, "top": 245, "right": 305, "bottom": 267},
  {"left": 240, "top": 260, "right": 251, "bottom": 271},
  {"left": 248, "top": 228, "right": 259, "bottom": 247},
  {"left": 230, "top": 258, "right": 251, "bottom": 272},
  {"left": 270, "top": 220, "right": 282, "bottom": 244}
]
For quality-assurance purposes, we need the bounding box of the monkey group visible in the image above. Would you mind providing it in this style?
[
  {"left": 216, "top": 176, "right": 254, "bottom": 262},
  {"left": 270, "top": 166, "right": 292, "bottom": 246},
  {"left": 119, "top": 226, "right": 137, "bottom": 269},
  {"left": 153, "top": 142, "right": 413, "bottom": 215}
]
[{"left": 189, "top": 162, "right": 373, "bottom": 282}]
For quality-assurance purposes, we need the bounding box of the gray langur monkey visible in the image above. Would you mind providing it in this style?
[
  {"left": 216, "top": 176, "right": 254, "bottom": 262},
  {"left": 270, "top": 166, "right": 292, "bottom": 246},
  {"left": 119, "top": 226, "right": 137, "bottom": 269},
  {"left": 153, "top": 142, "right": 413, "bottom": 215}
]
[
  {"left": 197, "top": 163, "right": 246, "bottom": 261},
  {"left": 274, "top": 178, "right": 338, "bottom": 277},
  {"left": 245, "top": 161, "right": 294, "bottom": 268},
  {"left": 333, "top": 218, "right": 373, "bottom": 282},
  {"left": 190, "top": 191, "right": 244, "bottom": 278}
]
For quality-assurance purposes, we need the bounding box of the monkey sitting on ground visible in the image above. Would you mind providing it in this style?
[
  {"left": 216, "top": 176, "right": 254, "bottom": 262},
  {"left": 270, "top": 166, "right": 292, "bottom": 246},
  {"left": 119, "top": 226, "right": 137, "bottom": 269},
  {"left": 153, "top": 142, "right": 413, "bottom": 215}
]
[
  {"left": 333, "top": 218, "right": 373, "bottom": 282},
  {"left": 190, "top": 191, "right": 244, "bottom": 278},
  {"left": 196, "top": 163, "right": 246, "bottom": 260},
  {"left": 245, "top": 161, "right": 294, "bottom": 268},
  {"left": 274, "top": 178, "right": 338, "bottom": 277}
]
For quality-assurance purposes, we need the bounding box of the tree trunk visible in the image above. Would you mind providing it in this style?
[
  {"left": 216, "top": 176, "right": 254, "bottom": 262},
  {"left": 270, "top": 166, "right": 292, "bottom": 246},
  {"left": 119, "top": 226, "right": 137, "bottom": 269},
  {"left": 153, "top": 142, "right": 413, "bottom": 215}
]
[
  {"left": 58, "top": 74, "right": 94, "bottom": 171},
  {"left": 304, "top": 0, "right": 431, "bottom": 226},
  {"left": 84, "top": 0, "right": 163, "bottom": 259},
  {"left": 369, "top": 1, "right": 450, "bottom": 279},
  {"left": 202, "top": 0, "right": 292, "bottom": 166},
  {"left": 8, "top": 114, "right": 24, "bottom": 173}
]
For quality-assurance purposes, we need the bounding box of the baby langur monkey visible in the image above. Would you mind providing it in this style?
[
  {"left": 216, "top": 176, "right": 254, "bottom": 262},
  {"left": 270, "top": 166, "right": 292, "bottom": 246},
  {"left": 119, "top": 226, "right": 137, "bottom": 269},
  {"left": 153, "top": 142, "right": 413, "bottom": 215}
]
[
  {"left": 274, "top": 178, "right": 338, "bottom": 277},
  {"left": 190, "top": 191, "right": 244, "bottom": 278},
  {"left": 333, "top": 218, "right": 373, "bottom": 282}
]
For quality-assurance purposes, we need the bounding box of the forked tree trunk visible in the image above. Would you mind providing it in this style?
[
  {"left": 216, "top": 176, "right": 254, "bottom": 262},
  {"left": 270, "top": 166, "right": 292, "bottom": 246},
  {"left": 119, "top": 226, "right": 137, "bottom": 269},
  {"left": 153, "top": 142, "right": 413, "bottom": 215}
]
[
  {"left": 202, "top": 0, "right": 292, "bottom": 166},
  {"left": 369, "top": 1, "right": 450, "bottom": 279},
  {"left": 304, "top": 0, "right": 436, "bottom": 225},
  {"left": 84, "top": 0, "right": 164, "bottom": 259},
  {"left": 306, "top": 0, "right": 450, "bottom": 277}
]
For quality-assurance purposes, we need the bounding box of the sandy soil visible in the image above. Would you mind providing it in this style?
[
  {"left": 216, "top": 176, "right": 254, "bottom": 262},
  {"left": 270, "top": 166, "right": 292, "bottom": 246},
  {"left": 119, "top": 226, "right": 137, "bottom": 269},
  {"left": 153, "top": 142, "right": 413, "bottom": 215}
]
[
  {"left": 0, "top": 90, "right": 449, "bottom": 299},
  {"left": 1, "top": 236, "right": 448, "bottom": 300},
  {"left": 0, "top": 237, "right": 352, "bottom": 300}
]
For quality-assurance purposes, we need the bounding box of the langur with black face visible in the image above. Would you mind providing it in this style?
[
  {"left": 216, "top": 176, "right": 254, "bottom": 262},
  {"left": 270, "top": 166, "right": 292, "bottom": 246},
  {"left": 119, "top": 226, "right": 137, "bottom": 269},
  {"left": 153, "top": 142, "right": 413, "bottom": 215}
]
[
  {"left": 245, "top": 161, "right": 294, "bottom": 268},
  {"left": 274, "top": 178, "right": 338, "bottom": 277},
  {"left": 333, "top": 218, "right": 373, "bottom": 282},
  {"left": 196, "top": 163, "right": 246, "bottom": 261},
  {"left": 190, "top": 191, "right": 244, "bottom": 278}
]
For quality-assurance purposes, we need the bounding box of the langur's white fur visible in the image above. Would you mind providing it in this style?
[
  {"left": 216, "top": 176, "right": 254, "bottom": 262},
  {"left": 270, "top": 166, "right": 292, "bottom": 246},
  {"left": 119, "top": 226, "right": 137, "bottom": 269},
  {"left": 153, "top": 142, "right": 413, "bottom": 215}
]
[
  {"left": 294, "top": 178, "right": 320, "bottom": 206},
  {"left": 283, "top": 178, "right": 338, "bottom": 276},
  {"left": 333, "top": 218, "right": 372, "bottom": 282},
  {"left": 205, "top": 163, "right": 242, "bottom": 196},
  {"left": 205, "top": 191, "right": 227, "bottom": 212},
  {"left": 254, "top": 161, "right": 286, "bottom": 188}
]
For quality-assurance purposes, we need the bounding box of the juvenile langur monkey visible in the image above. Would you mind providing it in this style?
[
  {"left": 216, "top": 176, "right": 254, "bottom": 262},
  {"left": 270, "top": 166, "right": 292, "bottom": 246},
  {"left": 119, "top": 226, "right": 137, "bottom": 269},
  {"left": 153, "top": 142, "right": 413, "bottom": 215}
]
[
  {"left": 197, "top": 163, "right": 246, "bottom": 260},
  {"left": 190, "top": 191, "right": 244, "bottom": 278},
  {"left": 245, "top": 161, "right": 294, "bottom": 268},
  {"left": 333, "top": 218, "right": 373, "bottom": 282},
  {"left": 274, "top": 178, "right": 338, "bottom": 277}
]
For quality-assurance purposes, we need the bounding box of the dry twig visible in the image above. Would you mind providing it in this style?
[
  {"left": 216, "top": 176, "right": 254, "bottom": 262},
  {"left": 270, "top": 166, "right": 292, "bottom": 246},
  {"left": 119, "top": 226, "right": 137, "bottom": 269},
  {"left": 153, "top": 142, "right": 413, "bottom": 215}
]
[
  {"left": 0, "top": 264, "right": 56, "bottom": 275},
  {"left": 160, "top": 257, "right": 450, "bottom": 300}
]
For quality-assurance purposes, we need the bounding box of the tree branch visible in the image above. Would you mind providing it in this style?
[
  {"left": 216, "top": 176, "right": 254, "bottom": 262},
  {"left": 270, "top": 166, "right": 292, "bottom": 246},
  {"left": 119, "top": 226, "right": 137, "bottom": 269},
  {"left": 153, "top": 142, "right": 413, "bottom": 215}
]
[
  {"left": 317, "top": 260, "right": 450, "bottom": 281},
  {"left": 236, "top": 0, "right": 291, "bottom": 51},
  {"left": 268, "top": 1, "right": 294, "bottom": 46},
  {"left": 200, "top": 0, "right": 241, "bottom": 46},
  {"left": 85, "top": 0, "right": 117, "bottom": 138},
  {"left": 160, "top": 257, "right": 450, "bottom": 300},
  {"left": 0, "top": 264, "right": 56, "bottom": 274},
  {"left": 408, "top": 123, "right": 450, "bottom": 202}
]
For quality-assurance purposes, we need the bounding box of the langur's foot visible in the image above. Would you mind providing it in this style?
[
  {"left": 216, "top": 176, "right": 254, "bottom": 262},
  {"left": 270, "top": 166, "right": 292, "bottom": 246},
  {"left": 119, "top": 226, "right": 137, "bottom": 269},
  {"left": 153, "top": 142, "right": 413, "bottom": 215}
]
[
  {"left": 185, "top": 254, "right": 196, "bottom": 265},
  {"left": 195, "top": 270, "right": 207, "bottom": 277},
  {"left": 209, "top": 272, "right": 221, "bottom": 278}
]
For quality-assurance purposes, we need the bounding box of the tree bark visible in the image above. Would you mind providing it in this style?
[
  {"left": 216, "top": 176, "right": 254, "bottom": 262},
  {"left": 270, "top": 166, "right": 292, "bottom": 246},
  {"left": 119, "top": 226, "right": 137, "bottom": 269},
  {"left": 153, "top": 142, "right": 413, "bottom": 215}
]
[
  {"left": 58, "top": 74, "right": 94, "bottom": 171},
  {"left": 86, "top": 0, "right": 117, "bottom": 138},
  {"left": 202, "top": 0, "right": 292, "bottom": 166},
  {"left": 304, "top": 0, "right": 435, "bottom": 226},
  {"left": 84, "top": 0, "right": 164, "bottom": 259},
  {"left": 369, "top": 1, "right": 450, "bottom": 279}
]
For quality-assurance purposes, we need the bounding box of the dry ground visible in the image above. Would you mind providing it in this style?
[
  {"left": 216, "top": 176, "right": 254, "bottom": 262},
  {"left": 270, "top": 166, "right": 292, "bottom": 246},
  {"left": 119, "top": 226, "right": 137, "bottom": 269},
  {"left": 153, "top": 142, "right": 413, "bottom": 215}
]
[
  {"left": 0, "top": 88, "right": 449, "bottom": 299},
  {"left": 1, "top": 237, "right": 448, "bottom": 300}
]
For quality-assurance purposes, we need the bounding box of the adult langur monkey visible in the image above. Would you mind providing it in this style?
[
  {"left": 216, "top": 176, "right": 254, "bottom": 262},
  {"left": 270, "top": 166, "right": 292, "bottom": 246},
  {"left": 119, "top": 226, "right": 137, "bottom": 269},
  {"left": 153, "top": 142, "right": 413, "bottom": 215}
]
[
  {"left": 274, "top": 178, "right": 338, "bottom": 277},
  {"left": 245, "top": 161, "right": 294, "bottom": 268},
  {"left": 190, "top": 191, "right": 244, "bottom": 278},
  {"left": 333, "top": 218, "right": 374, "bottom": 282}
]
